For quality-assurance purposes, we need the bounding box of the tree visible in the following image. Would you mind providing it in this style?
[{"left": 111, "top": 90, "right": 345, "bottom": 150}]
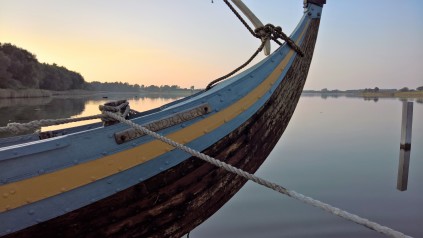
[
  {"left": 0, "top": 51, "right": 15, "bottom": 88},
  {"left": 0, "top": 43, "right": 86, "bottom": 90},
  {"left": 1, "top": 43, "right": 40, "bottom": 88},
  {"left": 417, "top": 86, "right": 423, "bottom": 91}
]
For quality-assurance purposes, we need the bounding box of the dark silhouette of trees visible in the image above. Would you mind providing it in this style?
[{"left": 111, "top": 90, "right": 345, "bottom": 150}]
[
  {"left": 0, "top": 43, "right": 85, "bottom": 90},
  {"left": 87, "top": 81, "right": 142, "bottom": 92},
  {"left": 38, "top": 63, "right": 85, "bottom": 90},
  {"left": 86, "top": 82, "right": 194, "bottom": 93},
  {"left": 0, "top": 43, "right": 40, "bottom": 89},
  {"left": 398, "top": 87, "right": 409, "bottom": 92},
  {"left": 1, "top": 43, "right": 198, "bottom": 93}
]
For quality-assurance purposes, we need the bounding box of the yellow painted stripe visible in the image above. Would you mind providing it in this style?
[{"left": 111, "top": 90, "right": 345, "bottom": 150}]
[{"left": 0, "top": 19, "right": 310, "bottom": 213}]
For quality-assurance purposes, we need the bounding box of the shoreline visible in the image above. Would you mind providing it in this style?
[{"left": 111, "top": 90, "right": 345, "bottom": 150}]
[
  {"left": 0, "top": 89, "right": 201, "bottom": 99},
  {"left": 0, "top": 89, "right": 52, "bottom": 98},
  {"left": 1, "top": 88, "right": 422, "bottom": 99},
  {"left": 302, "top": 91, "right": 423, "bottom": 99}
]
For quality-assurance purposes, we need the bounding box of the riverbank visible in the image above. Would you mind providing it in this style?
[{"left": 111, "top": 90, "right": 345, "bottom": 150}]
[
  {"left": 0, "top": 89, "right": 201, "bottom": 99},
  {"left": 361, "top": 91, "right": 423, "bottom": 98},
  {"left": 2, "top": 88, "right": 421, "bottom": 99},
  {"left": 0, "top": 89, "right": 52, "bottom": 98},
  {"left": 51, "top": 89, "right": 201, "bottom": 99},
  {"left": 302, "top": 90, "right": 423, "bottom": 99}
]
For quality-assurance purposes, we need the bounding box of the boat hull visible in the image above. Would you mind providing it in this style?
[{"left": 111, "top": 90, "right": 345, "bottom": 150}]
[{"left": 4, "top": 18, "right": 321, "bottom": 238}]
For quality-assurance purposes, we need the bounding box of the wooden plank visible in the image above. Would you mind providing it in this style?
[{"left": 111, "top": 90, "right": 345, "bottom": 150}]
[{"left": 114, "top": 104, "right": 211, "bottom": 144}]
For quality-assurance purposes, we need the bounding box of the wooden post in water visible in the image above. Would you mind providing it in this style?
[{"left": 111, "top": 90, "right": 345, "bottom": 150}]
[
  {"left": 397, "top": 101, "right": 413, "bottom": 191},
  {"left": 399, "top": 101, "right": 413, "bottom": 150}
]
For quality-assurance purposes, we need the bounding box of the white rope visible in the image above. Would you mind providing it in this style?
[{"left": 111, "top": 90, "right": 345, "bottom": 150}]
[
  {"left": 0, "top": 100, "right": 136, "bottom": 135},
  {"left": 104, "top": 111, "right": 412, "bottom": 238},
  {"left": 0, "top": 115, "right": 103, "bottom": 134}
]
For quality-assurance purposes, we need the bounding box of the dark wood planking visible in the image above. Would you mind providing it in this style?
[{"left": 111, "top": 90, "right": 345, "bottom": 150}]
[{"left": 6, "top": 19, "right": 320, "bottom": 238}]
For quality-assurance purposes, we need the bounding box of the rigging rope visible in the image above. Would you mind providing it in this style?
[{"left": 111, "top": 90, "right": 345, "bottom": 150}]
[
  {"left": 206, "top": 40, "right": 267, "bottom": 90},
  {"left": 222, "top": 0, "right": 304, "bottom": 56},
  {"left": 206, "top": 0, "right": 304, "bottom": 90}
]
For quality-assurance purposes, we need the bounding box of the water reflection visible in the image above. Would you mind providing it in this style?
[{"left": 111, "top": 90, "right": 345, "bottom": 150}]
[
  {"left": 363, "top": 97, "right": 379, "bottom": 102},
  {"left": 397, "top": 149, "right": 411, "bottom": 191},
  {"left": 1, "top": 95, "right": 422, "bottom": 237},
  {"left": 0, "top": 97, "right": 86, "bottom": 125},
  {"left": 193, "top": 96, "right": 423, "bottom": 237},
  {"left": 0, "top": 94, "right": 181, "bottom": 137}
]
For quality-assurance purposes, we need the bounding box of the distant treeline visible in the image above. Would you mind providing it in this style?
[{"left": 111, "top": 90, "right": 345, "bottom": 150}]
[
  {"left": 304, "top": 86, "right": 423, "bottom": 94},
  {"left": 87, "top": 82, "right": 195, "bottom": 93},
  {"left": 0, "top": 43, "right": 85, "bottom": 90},
  {"left": 0, "top": 43, "right": 196, "bottom": 93}
]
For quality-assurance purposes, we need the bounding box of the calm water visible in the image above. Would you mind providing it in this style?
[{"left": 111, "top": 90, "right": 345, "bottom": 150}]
[{"left": 0, "top": 94, "right": 422, "bottom": 237}]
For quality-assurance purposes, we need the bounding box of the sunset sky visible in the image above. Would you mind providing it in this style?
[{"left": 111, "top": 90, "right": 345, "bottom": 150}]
[{"left": 1, "top": 0, "right": 422, "bottom": 90}]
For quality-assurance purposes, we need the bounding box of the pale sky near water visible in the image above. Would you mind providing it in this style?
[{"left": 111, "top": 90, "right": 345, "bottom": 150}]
[{"left": 1, "top": 0, "right": 422, "bottom": 90}]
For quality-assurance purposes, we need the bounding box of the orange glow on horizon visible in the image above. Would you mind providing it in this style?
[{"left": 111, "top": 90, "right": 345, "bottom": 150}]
[{"left": 1, "top": 28, "right": 226, "bottom": 89}]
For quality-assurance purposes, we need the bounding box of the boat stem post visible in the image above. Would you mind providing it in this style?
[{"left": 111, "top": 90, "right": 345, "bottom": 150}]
[{"left": 397, "top": 101, "right": 413, "bottom": 191}]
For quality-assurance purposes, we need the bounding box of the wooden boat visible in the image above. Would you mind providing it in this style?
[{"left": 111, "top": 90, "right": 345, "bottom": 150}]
[{"left": 0, "top": 1, "right": 326, "bottom": 237}]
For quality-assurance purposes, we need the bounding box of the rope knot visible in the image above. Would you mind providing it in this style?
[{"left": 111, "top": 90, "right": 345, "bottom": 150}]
[
  {"left": 254, "top": 24, "right": 276, "bottom": 40},
  {"left": 99, "top": 100, "right": 131, "bottom": 126}
]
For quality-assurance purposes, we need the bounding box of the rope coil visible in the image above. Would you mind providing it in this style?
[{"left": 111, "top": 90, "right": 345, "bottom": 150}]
[{"left": 99, "top": 100, "right": 134, "bottom": 126}]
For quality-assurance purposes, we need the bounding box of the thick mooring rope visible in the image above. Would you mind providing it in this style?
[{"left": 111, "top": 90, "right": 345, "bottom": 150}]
[
  {"left": 103, "top": 111, "right": 411, "bottom": 238},
  {"left": 0, "top": 115, "right": 104, "bottom": 134},
  {"left": 0, "top": 100, "right": 136, "bottom": 134}
]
